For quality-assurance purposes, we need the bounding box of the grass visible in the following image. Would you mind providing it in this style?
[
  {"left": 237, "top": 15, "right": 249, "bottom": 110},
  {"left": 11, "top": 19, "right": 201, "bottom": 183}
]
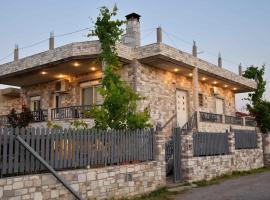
[{"left": 194, "top": 166, "right": 270, "bottom": 187}]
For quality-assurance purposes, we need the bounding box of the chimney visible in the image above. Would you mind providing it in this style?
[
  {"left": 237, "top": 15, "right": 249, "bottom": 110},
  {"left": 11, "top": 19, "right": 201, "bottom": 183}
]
[
  {"left": 192, "top": 41, "right": 197, "bottom": 57},
  {"left": 121, "top": 13, "right": 141, "bottom": 48},
  {"left": 14, "top": 44, "right": 19, "bottom": 61},
  {"left": 238, "top": 63, "right": 242, "bottom": 76},
  {"left": 157, "top": 26, "right": 162, "bottom": 43},
  {"left": 218, "top": 52, "right": 222, "bottom": 67},
  {"left": 49, "top": 31, "right": 54, "bottom": 50}
]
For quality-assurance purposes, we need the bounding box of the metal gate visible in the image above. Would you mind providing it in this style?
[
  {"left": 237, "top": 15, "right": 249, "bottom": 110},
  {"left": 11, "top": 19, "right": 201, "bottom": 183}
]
[{"left": 173, "top": 127, "right": 182, "bottom": 183}]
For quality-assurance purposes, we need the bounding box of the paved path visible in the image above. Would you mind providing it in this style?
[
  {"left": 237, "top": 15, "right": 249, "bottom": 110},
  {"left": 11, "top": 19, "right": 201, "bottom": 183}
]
[{"left": 175, "top": 171, "right": 270, "bottom": 200}]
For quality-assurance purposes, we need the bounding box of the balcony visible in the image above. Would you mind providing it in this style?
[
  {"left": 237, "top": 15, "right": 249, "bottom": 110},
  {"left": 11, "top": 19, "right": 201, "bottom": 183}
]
[{"left": 199, "top": 112, "right": 257, "bottom": 127}]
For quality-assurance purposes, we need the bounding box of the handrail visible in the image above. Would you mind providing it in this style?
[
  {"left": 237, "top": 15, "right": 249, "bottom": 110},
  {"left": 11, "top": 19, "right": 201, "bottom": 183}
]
[
  {"left": 15, "top": 134, "right": 83, "bottom": 200},
  {"left": 161, "top": 114, "right": 176, "bottom": 130},
  {"left": 181, "top": 112, "right": 197, "bottom": 133}
]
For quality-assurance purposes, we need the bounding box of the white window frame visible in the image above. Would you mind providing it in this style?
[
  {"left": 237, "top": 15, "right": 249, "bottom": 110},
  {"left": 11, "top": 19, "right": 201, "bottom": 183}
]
[{"left": 80, "top": 80, "right": 102, "bottom": 105}]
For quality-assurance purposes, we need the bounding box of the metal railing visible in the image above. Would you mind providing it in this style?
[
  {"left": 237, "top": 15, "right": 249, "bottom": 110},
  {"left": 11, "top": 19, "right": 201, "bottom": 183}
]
[
  {"left": 225, "top": 115, "right": 244, "bottom": 125},
  {"left": 245, "top": 118, "right": 257, "bottom": 127},
  {"left": 182, "top": 112, "right": 198, "bottom": 132},
  {"left": 200, "top": 112, "right": 223, "bottom": 123},
  {"left": 234, "top": 129, "right": 257, "bottom": 149},
  {"left": 51, "top": 105, "right": 95, "bottom": 120}
]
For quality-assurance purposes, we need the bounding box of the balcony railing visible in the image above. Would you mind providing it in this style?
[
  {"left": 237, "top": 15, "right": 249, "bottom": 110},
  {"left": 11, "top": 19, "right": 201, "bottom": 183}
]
[
  {"left": 200, "top": 112, "right": 223, "bottom": 123},
  {"left": 51, "top": 105, "right": 94, "bottom": 120},
  {"left": 245, "top": 118, "right": 257, "bottom": 127},
  {"left": 225, "top": 116, "right": 244, "bottom": 126}
]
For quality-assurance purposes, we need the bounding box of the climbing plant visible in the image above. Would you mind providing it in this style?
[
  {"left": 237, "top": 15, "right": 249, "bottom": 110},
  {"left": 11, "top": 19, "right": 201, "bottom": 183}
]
[
  {"left": 243, "top": 65, "right": 270, "bottom": 133},
  {"left": 87, "top": 5, "right": 150, "bottom": 130},
  {"left": 7, "top": 106, "right": 34, "bottom": 128}
]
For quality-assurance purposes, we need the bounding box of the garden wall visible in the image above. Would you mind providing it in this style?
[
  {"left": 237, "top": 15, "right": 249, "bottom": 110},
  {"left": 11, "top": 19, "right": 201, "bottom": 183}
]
[{"left": 180, "top": 131, "right": 263, "bottom": 182}]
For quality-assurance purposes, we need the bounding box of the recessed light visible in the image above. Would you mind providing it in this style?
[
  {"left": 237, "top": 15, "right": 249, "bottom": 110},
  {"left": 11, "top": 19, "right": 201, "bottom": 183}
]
[
  {"left": 224, "top": 84, "right": 228, "bottom": 88},
  {"left": 213, "top": 81, "right": 218, "bottom": 85},
  {"left": 202, "top": 77, "right": 207, "bottom": 81},
  {"left": 41, "top": 71, "right": 47, "bottom": 75},
  {"left": 90, "top": 67, "right": 96, "bottom": 71},
  {"left": 58, "top": 74, "right": 65, "bottom": 78},
  {"left": 233, "top": 87, "right": 237, "bottom": 91},
  {"left": 174, "top": 68, "right": 179, "bottom": 72},
  {"left": 73, "top": 62, "right": 80, "bottom": 67},
  {"left": 188, "top": 73, "right": 193, "bottom": 77}
]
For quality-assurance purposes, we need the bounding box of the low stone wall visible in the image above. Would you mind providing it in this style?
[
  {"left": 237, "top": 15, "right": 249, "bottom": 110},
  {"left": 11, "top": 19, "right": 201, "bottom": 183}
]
[
  {"left": 181, "top": 131, "right": 264, "bottom": 182},
  {"left": 0, "top": 161, "right": 165, "bottom": 200},
  {"left": 0, "top": 128, "right": 166, "bottom": 200}
]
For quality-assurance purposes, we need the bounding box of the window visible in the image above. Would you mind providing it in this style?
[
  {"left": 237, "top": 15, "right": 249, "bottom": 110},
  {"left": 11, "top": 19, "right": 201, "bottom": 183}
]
[
  {"left": 30, "top": 96, "right": 41, "bottom": 111},
  {"left": 80, "top": 80, "right": 103, "bottom": 106},
  {"left": 199, "top": 93, "right": 203, "bottom": 107}
]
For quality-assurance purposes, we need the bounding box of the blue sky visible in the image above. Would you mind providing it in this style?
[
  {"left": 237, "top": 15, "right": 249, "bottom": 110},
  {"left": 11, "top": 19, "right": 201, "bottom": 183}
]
[{"left": 0, "top": 0, "right": 269, "bottom": 111}]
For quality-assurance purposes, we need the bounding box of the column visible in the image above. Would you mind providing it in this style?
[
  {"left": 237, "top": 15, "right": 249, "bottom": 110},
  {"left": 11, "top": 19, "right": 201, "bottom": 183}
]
[{"left": 192, "top": 67, "right": 199, "bottom": 123}]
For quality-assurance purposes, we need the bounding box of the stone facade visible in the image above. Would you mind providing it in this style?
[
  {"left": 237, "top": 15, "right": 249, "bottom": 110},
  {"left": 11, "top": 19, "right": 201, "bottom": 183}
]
[
  {"left": 0, "top": 126, "right": 166, "bottom": 200},
  {"left": 0, "top": 89, "right": 22, "bottom": 115},
  {"left": 181, "top": 131, "right": 264, "bottom": 182},
  {"left": 262, "top": 134, "right": 270, "bottom": 166}
]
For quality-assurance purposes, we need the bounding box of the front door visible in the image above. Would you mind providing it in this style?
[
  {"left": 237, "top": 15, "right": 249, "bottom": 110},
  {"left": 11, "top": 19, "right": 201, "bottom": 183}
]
[
  {"left": 216, "top": 98, "right": 224, "bottom": 114},
  {"left": 176, "top": 90, "right": 188, "bottom": 127}
]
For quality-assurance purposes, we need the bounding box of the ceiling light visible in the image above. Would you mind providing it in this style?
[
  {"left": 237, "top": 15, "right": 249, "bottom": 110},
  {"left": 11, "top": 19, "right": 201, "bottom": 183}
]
[
  {"left": 73, "top": 62, "right": 80, "bottom": 67},
  {"left": 188, "top": 73, "right": 193, "bottom": 77},
  {"left": 58, "top": 74, "right": 65, "bottom": 78},
  {"left": 90, "top": 67, "right": 96, "bottom": 71},
  {"left": 233, "top": 87, "right": 237, "bottom": 91},
  {"left": 174, "top": 68, "right": 179, "bottom": 72},
  {"left": 224, "top": 84, "right": 228, "bottom": 88},
  {"left": 41, "top": 71, "right": 47, "bottom": 75},
  {"left": 213, "top": 81, "right": 218, "bottom": 85},
  {"left": 202, "top": 77, "right": 207, "bottom": 81}
]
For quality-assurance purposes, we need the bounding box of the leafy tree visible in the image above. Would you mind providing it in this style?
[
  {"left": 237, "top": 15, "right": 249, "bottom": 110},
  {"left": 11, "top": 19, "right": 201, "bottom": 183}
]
[
  {"left": 7, "top": 106, "right": 34, "bottom": 128},
  {"left": 87, "top": 5, "right": 150, "bottom": 130},
  {"left": 243, "top": 65, "right": 270, "bottom": 133}
]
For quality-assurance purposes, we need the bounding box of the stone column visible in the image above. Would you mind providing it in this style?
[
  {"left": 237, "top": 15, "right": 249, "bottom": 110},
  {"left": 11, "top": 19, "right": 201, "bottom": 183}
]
[
  {"left": 180, "top": 131, "right": 194, "bottom": 181},
  {"left": 262, "top": 133, "right": 270, "bottom": 166},
  {"left": 228, "top": 130, "right": 235, "bottom": 154},
  {"left": 154, "top": 124, "right": 166, "bottom": 184}
]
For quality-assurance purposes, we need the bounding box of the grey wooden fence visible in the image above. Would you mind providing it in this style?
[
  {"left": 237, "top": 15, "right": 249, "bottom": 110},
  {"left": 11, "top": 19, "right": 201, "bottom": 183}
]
[
  {"left": 234, "top": 129, "right": 257, "bottom": 149},
  {"left": 193, "top": 132, "right": 229, "bottom": 156},
  {"left": 0, "top": 127, "right": 154, "bottom": 178}
]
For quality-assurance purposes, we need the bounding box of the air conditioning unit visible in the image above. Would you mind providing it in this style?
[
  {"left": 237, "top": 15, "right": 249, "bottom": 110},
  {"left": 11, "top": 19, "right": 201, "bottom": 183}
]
[
  {"left": 55, "top": 80, "right": 69, "bottom": 93},
  {"left": 210, "top": 87, "right": 219, "bottom": 96}
]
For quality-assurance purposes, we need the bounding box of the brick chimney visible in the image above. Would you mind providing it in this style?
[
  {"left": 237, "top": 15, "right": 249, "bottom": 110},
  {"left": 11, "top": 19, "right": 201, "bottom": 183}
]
[{"left": 121, "top": 13, "right": 141, "bottom": 48}]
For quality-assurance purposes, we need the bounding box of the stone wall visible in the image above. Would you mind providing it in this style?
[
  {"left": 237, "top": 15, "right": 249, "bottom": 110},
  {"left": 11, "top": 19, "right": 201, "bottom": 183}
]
[
  {"left": 0, "top": 90, "right": 22, "bottom": 115},
  {"left": 0, "top": 161, "right": 165, "bottom": 200},
  {"left": 0, "top": 126, "right": 166, "bottom": 200},
  {"left": 180, "top": 131, "right": 263, "bottom": 182}
]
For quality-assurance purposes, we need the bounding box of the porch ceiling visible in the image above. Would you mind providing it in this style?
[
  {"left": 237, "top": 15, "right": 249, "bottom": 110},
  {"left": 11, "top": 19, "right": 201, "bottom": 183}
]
[
  {"left": 0, "top": 58, "right": 102, "bottom": 87},
  {"left": 139, "top": 55, "right": 254, "bottom": 93}
]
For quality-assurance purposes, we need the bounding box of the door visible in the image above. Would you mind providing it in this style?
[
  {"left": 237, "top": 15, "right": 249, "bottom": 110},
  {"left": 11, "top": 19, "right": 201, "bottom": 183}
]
[
  {"left": 176, "top": 90, "right": 188, "bottom": 127},
  {"left": 216, "top": 98, "right": 224, "bottom": 114}
]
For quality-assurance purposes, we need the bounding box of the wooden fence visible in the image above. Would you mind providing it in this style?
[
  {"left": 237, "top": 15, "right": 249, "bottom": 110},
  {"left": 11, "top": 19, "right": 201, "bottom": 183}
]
[{"left": 0, "top": 128, "right": 154, "bottom": 178}]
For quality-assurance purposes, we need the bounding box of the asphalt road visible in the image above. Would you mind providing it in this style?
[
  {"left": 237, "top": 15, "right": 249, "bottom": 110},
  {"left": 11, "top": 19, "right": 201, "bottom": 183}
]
[{"left": 175, "top": 171, "right": 270, "bottom": 200}]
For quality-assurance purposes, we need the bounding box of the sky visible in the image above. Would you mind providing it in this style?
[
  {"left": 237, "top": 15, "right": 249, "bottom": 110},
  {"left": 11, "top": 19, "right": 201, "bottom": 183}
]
[{"left": 0, "top": 0, "right": 269, "bottom": 111}]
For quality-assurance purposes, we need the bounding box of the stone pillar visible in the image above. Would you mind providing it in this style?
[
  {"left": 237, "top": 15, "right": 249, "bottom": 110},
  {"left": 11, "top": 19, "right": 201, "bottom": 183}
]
[
  {"left": 228, "top": 130, "right": 235, "bottom": 154},
  {"left": 154, "top": 123, "right": 166, "bottom": 184},
  {"left": 157, "top": 27, "right": 162, "bottom": 43},
  {"left": 14, "top": 44, "right": 19, "bottom": 61},
  {"left": 262, "top": 133, "right": 270, "bottom": 166},
  {"left": 180, "top": 131, "right": 194, "bottom": 181}
]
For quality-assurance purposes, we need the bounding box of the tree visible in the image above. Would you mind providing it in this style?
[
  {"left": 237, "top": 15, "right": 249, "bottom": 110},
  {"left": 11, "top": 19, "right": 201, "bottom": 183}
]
[
  {"left": 7, "top": 106, "right": 34, "bottom": 128},
  {"left": 243, "top": 65, "right": 270, "bottom": 133},
  {"left": 87, "top": 5, "right": 150, "bottom": 130}
]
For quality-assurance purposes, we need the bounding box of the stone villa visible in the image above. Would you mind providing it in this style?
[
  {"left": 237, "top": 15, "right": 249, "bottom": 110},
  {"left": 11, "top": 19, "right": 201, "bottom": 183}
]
[{"left": 0, "top": 13, "right": 257, "bottom": 134}]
